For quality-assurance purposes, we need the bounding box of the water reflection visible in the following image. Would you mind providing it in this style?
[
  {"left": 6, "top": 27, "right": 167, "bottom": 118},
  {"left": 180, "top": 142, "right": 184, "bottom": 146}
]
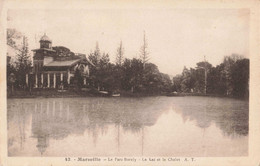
[
  {"left": 172, "top": 97, "right": 248, "bottom": 137},
  {"left": 7, "top": 97, "right": 248, "bottom": 156},
  {"left": 8, "top": 97, "right": 167, "bottom": 156}
]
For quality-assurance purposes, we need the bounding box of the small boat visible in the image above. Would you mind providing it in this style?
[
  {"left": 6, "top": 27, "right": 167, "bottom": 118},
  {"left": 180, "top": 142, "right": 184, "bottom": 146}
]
[
  {"left": 111, "top": 93, "right": 120, "bottom": 97},
  {"left": 99, "top": 91, "right": 109, "bottom": 94},
  {"left": 98, "top": 90, "right": 110, "bottom": 96}
]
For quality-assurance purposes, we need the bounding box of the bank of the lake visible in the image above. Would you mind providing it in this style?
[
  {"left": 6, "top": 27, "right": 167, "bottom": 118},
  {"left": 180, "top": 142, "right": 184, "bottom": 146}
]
[
  {"left": 7, "top": 89, "right": 159, "bottom": 98},
  {"left": 7, "top": 89, "right": 248, "bottom": 101}
]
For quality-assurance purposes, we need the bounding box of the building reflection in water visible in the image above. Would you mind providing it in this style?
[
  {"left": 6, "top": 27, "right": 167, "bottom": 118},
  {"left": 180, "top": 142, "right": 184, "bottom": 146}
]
[
  {"left": 7, "top": 97, "right": 248, "bottom": 156},
  {"left": 28, "top": 98, "right": 167, "bottom": 155}
]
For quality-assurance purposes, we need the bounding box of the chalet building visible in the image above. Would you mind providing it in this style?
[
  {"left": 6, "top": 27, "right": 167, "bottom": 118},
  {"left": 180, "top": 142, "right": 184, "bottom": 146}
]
[{"left": 27, "top": 34, "right": 94, "bottom": 89}]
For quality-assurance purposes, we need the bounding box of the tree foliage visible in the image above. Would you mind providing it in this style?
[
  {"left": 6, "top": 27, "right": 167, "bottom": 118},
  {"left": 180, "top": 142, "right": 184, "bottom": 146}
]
[
  {"left": 7, "top": 28, "right": 22, "bottom": 49},
  {"left": 7, "top": 29, "right": 249, "bottom": 99},
  {"left": 172, "top": 55, "right": 249, "bottom": 99},
  {"left": 15, "top": 36, "right": 32, "bottom": 89},
  {"left": 140, "top": 31, "right": 150, "bottom": 68},
  {"left": 115, "top": 40, "right": 124, "bottom": 66},
  {"left": 87, "top": 42, "right": 172, "bottom": 95},
  {"left": 7, "top": 29, "right": 32, "bottom": 90}
]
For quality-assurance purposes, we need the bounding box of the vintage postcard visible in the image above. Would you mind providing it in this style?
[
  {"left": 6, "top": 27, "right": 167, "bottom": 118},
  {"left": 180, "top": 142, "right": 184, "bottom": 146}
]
[{"left": 0, "top": 0, "right": 260, "bottom": 166}]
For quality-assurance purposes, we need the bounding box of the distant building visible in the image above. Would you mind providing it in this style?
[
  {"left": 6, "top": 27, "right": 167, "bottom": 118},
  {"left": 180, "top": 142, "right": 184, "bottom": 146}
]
[{"left": 27, "top": 34, "right": 94, "bottom": 89}]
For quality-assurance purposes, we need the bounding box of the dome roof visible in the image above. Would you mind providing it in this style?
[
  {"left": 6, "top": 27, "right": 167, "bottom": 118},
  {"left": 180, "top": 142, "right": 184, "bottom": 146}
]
[{"left": 40, "top": 33, "right": 52, "bottom": 42}]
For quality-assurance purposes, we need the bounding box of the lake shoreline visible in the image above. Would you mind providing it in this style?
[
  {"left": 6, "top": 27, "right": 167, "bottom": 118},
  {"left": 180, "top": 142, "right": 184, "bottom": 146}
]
[{"left": 7, "top": 90, "right": 248, "bottom": 100}]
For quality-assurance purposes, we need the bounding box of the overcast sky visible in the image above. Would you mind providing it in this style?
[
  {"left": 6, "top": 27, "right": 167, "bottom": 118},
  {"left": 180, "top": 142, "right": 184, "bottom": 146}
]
[{"left": 7, "top": 9, "right": 249, "bottom": 76}]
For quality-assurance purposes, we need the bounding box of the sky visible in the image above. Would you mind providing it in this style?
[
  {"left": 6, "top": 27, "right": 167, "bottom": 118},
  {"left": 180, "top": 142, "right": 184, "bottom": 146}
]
[{"left": 7, "top": 9, "right": 249, "bottom": 76}]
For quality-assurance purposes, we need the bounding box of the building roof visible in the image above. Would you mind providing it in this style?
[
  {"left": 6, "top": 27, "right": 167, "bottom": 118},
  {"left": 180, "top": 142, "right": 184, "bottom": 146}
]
[
  {"left": 85, "top": 57, "right": 95, "bottom": 67},
  {"left": 44, "top": 59, "right": 81, "bottom": 67},
  {"left": 40, "top": 34, "right": 52, "bottom": 42}
]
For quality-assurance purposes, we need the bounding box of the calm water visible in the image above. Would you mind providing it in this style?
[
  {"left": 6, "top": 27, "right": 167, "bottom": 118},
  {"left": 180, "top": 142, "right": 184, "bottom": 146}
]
[{"left": 7, "top": 96, "right": 248, "bottom": 157}]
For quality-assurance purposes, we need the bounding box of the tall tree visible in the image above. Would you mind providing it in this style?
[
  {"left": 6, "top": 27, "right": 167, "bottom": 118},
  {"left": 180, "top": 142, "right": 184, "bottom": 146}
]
[
  {"left": 172, "top": 74, "right": 182, "bottom": 92},
  {"left": 89, "top": 42, "right": 101, "bottom": 66},
  {"left": 171, "top": 54, "right": 249, "bottom": 98},
  {"left": 115, "top": 40, "right": 124, "bottom": 66},
  {"left": 15, "top": 36, "right": 32, "bottom": 89},
  {"left": 230, "top": 59, "right": 249, "bottom": 98},
  {"left": 88, "top": 42, "right": 102, "bottom": 90},
  {"left": 222, "top": 54, "right": 243, "bottom": 95},
  {"left": 180, "top": 66, "right": 192, "bottom": 93},
  {"left": 140, "top": 31, "right": 149, "bottom": 68},
  {"left": 94, "top": 42, "right": 101, "bottom": 64},
  {"left": 195, "top": 61, "right": 212, "bottom": 94},
  {"left": 122, "top": 58, "right": 144, "bottom": 93},
  {"left": 121, "top": 58, "right": 133, "bottom": 91},
  {"left": 113, "top": 40, "right": 125, "bottom": 92}
]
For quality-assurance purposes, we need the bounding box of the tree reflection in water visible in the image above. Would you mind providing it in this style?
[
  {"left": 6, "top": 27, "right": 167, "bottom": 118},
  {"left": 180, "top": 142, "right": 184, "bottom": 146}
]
[
  {"left": 7, "top": 96, "right": 248, "bottom": 156},
  {"left": 8, "top": 97, "right": 167, "bottom": 155},
  {"left": 172, "top": 97, "right": 248, "bottom": 137}
]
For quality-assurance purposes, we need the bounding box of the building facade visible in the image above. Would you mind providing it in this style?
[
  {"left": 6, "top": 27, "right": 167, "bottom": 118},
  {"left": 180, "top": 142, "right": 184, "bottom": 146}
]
[{"left": 27, "top": 34, "right": 94, "bottom": 89}]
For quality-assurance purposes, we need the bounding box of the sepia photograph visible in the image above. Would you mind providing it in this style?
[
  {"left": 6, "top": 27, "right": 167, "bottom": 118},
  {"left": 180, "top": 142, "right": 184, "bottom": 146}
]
[{"left": 1, "top": 0, "right": 260, "bottom": 166}]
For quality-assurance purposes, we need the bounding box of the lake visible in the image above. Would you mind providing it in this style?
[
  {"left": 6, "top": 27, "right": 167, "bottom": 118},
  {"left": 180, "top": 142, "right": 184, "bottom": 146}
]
[{"left": 7, "top": 96, "right": 248, "bottom": 157}]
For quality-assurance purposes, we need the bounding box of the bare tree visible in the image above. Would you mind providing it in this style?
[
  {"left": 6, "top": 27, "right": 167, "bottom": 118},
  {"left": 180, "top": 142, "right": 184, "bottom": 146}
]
[
  {"left": 140, "top": 31, "right": 150, "bottom": 68},
  {"left": 7, "top": 28, "right": 22, "bottom": 50},
  {"left": 115, "top": 40, "right": 124, "bottom": 66}
]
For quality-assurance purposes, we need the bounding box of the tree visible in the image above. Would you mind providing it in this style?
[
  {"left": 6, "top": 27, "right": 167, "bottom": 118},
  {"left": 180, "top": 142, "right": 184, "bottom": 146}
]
[
  {"left": 158, "top": 73, "right": 172, "bottom": 94},
  {"left": 129, "top": 58, "right": 144, "bottom": 93},
  {"left": 121, "top": 58, "right": 143, "bottom": 93},
  {"left": 74, "top": 67, "right": 84, "bottom": 89},
  {"left": 230, "top": 59, "right": 249, "bottom": 98},
  {"left": 115, "top": 40, "right": 124, "bottom": 66},
  {"left": 207, "top": 65, "right": 223, "bottom": 95},
  {"left": 88, "top": 42, "right": 103, "bottom": 90},
  {"left": 7, "top": 29, "right": 22, "bottom": 78},
  {"left": 7, "top": 28, "right": 22, "bottom": 49},
  {"left": 15, "top": 36, "right": 32, "bottom": 89},
  {"left": 172, "top": 74, "right": 182, "bottom": 92},
  {"left": 196, "top": 61, "right": 212, "bottom": 70},
  {"left": 140, "top": 31, "right": 150, "bottom": 68},
  {"left": 195, "top": 61, "right": 212, "bottom": 94},
  {"left": 52, "top": 46, "right": 75, "bottom": 57},
  {"left": 142, "top": 63, "right": 160, "bottom": 94},
  {"left": 94, "top": 42, "right": 101, "bottom": 64},
  {"left": 7, "top": 56, "right": 16, "bottom": 76},
  {"left": 180, "top": 66, "right": 192, "bottom": 93},
  {"left": 113, "top": 41, "right": 125, "bottom": 92},
  {"left": 88, "top": 42, "right": 101, "bottom": 66},
  {"left": 172, "top": 54, "right": 249, "bottom": 98},
  {"left": 121, "top": 58, "right": 133, "bottom": 91},
  {"left": 222, "top": 54, "right": 243, "bottom": 95},
  {"left": 88, "top": 46, "right": 114, "bottom": 91}
]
